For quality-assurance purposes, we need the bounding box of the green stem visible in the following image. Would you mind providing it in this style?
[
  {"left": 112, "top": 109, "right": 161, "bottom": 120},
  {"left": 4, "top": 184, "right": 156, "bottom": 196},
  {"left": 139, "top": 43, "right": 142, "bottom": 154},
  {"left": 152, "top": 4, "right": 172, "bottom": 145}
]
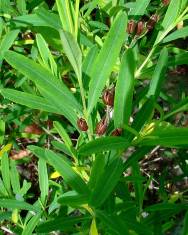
[
  {"left": 75, "top": 0, "right": 80, "bottom": 39},
  {"left": 135, "top": 47, "right": 155, "bottom": 78}
]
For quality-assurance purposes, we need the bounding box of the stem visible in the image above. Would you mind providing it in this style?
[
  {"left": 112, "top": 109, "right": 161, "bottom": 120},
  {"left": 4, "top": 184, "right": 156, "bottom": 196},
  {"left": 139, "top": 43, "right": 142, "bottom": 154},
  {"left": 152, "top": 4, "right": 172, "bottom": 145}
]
[
  {"left": 78, "top": 76, "right": 93, "bottom": 141},
  {"left": 135, "top": 47, "right": 155, "bottom": 78},
  {"left": 75, "top": 0, "right": 80, "bottom": 39}
]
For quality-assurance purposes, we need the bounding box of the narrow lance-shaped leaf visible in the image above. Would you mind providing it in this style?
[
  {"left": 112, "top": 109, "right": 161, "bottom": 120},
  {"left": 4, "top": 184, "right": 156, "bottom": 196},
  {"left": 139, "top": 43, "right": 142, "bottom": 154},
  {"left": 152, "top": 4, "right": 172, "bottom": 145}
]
[
  {"left": 36, "top": 215, "right": 91, "bottom": 233},
  {"left": 36, "top": 33, "right": 57, "bottom": 76},
  {"left": 4, "top": 51, "right": 81, "bottom": 127},
  {"left": 162, "top": 26, "right": 188, "bottom": 43},
  {"left": 1, "top": 153, "right": 11, "bottom": 195},
  {"left": 56, "top": 0, "right": 74, "bottom": 34},
  {"left": 114, "top": 49, "right": 136, "bottom": 128},
  {"left": 0, "top": 29, "right": 19, "bottom": 66},
  {"left": 78, "top": 137, "right": 130, "bottom": 156},
  {"left": 147, "top": 47, "right": 168, "bottom": 100},
  {"left": 29, "top": 146, "right": 89, "bottom": 195},
  {"left": 82, "top": 45, "right": 99, "bottom": 90},
  {"left": 125, "top": 97, "right": 155, "bottom": 141},
  {"left": 0, "top": 199, "right": 40, "bottom": 212},
  {"left": 129, "top": 0, "right": 151, "bottom": 16},
  {"left": 89, "top": 158, "right": 124, "bottom": 208},
  {"left": 0, "top": 120, "right": 5, "bottom": 145},
  {"left": 164, "top": 96, "right": 188, "bottom": 119},
  {"left": 10, "top": 160, "right": 20, "bottom": 195},
  {"left": 22, "top": 213, "right": 41, "bottom": 235},
  {"left": 60, "top": 30, "right": 82, "bottom": 79},
  {"left": 45, "top": 149, "right": 90, "bottom": 195},
  {"left": 155, "top": 0, "right": 181, "bottom": 45},
  {"left": 88, "top": 12, "right": 127, "bottom": 114},
  {"left": 1, "top": 88, "right": 62, "bottom": 114},
  {"left": 138, "top": 123, "right": 188, "bottom": 147},
  {"left": 38, "top": 159, "right": 48, "bottom": 204}
]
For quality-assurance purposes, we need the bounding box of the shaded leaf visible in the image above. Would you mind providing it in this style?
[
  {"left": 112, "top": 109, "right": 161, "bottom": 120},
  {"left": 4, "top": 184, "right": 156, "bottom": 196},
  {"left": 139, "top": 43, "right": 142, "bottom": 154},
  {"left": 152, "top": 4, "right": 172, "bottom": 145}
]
[
  {"left": 88, "top": 12, "right": 127, "bottom": 114},
  {"left": 114, "top": 49, "right": 136, "bottom": 128},
  {"left": 79, "top": 137, "right": 130, "bottom": 156}
]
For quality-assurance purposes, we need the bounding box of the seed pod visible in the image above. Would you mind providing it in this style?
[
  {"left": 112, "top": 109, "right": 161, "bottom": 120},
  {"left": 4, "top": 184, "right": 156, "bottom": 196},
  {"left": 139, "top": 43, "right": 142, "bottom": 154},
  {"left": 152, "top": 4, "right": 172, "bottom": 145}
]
[
  {"left": 102, "top": 87, "right": 115, "bottom": 106},
  {"left": 77, "top": 118, "right": 88, "bottom": 131},
  {"left": 146, "top": 14, "right": 158, "bottom": 31},
  {"left": 162, "top": 0, "right": 170, "bottom": 6},
  {"left": 95, "top": 117, "right": 108, "bottom": 135},
  {"left": 127, "top": 20, "right": 136, "bottom": 34},
  {"left": 111, "top": 128, "right": 122, "bottom": 136},
  {"left": 136, "top": 21, "right": 144, "bottom": 36}
]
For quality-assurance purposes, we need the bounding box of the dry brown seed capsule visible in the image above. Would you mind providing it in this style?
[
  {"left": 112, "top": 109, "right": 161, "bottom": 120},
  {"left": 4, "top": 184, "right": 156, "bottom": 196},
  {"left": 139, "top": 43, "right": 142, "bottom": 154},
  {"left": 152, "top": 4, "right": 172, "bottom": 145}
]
[
  {"left": 102, "top": 87, "right": 115, "bottom": 106},
  {"left": 162, "top": 0, "right": 170, "bottom": 6},
  {"left": 111, "top": 128, "right": 122, "bottom": 136},
  {"left": 146, "top": 14, "right": 158, "bottom": 31},
  {"left": 136, "top": 21, "right": 144, "bottom": 36},
  {"left": 77, "top": 118, "right": 88, "bottom": 131},
  {"left": 95, "top": 117, "right": 108, "bottom": 136},
  {"left": 127, "top": 20, "right": 136, "bottom": 34}
]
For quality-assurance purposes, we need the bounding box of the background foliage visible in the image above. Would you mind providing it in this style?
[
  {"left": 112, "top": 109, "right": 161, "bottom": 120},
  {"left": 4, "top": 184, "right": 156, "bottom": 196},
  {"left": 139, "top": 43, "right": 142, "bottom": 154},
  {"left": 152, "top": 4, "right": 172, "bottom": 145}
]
[{"left": 0, "top": 0, "right": 188, "bottom": 234}]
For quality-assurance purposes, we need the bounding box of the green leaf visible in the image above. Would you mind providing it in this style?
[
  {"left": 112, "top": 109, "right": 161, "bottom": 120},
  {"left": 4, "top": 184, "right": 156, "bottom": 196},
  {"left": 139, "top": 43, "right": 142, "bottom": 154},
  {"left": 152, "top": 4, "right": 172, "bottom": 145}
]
[
  {"left": 147, "top": 47, "right": 168, "bottom": 99},
  {"left": 1, "top": 153, "right": 11, "bottom": 195},
  {"left": 129, "top": 0, "right": 151, "bottom": 16},
  {"left": 138, "top": 123, "right": 188, "bottom": 147},
  {"left": 38, "top": 158, "right": 48, "bottom": 204},
  {"left": 0, "top": 120, "right": 5, "bottom": 145},
  {"left": 16, "top": 0, "right": 27, "bottom": 15},
  {"left": 53, "top": 121, "right": 73, "bottom": 150},
  {"left": 13, "top": 13, "right": 60, "bottom": 29},
  {"left": 51, "top": 140, "right": 72, "bottom": 156},
  {"left": 56, "top": 0, "right": 74, "bottom": 34},
  {"left": 1, "top": 88, "right": 62, "bottom": 114},
  {"left": 88, "top": 12, "right": 127, "bottom": 114},
  {"left": 58, "top": 191, "right": 88, "bottom": 206},
  {"left": 10, "top": 160, "right": 20, "bottom": 195},
  {"left": 126, "top": 97, "right": 155, "bottom": 141},
  {"left": 36, "top": 8, "right": 62, "bottom": 30},
  {"left": 60, "top": 30, "right": 82, "bottom": 79},
  {"left": 145, "top": 202, "right": 188, "bottom": 212},
  {"left": 78, "top": 137, "right": 130, "bottom": 156},
  {"left": 89, "top": 158, "right": 124, "bottom": 208},
  {"left": 88, "top": 154, "right": 105, "bottom": 189},
  {"left": 182, "top": 210, "right": 188, "bottom": 235},
  {"left": 4, "top": 51, "right": 81, "bottom": 127},
  {"left": 155, "top": 0, "right": 182, "bottom": 44},
  {"left": 22, "top": 213, "right": 41, "bottom": 235},
  {"left": 82, "top": 45, "right": 99, "bottom": 90},
  {"left": 96, "top": 210, "right": 130, "bottom": 235},
  {"left": 45, "top": 149, "right": 89, "bottom": 195},
  {"left": 169, "top": 52, "right": 188, "bottom": 66},
  {"left": 114, "top": 49, "right": 136, "bottom": 128},
  {"left": 28, "top": 145, "right": 88, "bottom": 194},
  {"left": 0, "top": 177, "right": 9, "bottom": 196},
  {"left": 36, "top": 33, "right": 57, "bottom": 76},
  {"left": 164, "top": 96, "right": 188, "bottom": 119},
  {"left": 0, "top": 30, "right": 19, "bottom": 66},
  {"left": 162, "top": 26, "right": 188, "bottom": 43},
  {"left": 0, "top": 199, "right": 40, "bottom": 212},
  {"left": 36, "top": 215, "right": 91, "bottom": 233}
]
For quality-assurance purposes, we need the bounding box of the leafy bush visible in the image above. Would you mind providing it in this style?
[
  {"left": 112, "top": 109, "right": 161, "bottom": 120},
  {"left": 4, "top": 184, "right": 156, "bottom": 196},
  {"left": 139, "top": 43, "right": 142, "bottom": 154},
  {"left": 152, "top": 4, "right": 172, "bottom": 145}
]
[{"left": 0, "top": 0, "right": 188, "bottom": 234}]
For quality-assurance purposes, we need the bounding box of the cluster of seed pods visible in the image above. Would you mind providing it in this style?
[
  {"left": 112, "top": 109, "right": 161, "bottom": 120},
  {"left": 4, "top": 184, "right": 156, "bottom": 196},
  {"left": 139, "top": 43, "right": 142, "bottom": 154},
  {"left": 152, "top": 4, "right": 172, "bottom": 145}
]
[
  {"left": 77, "top": 87, "right": 122, "bottom": 136},
  {"left": 127, "top": 14, "right": 159, "bottom": 36}
]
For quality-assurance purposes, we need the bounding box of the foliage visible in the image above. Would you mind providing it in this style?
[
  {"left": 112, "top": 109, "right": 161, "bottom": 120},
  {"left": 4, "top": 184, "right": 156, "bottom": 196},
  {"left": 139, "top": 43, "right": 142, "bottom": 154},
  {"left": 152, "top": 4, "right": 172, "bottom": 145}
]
[{"left": 0, "top": 0, "right": 188, "bottom": 234}]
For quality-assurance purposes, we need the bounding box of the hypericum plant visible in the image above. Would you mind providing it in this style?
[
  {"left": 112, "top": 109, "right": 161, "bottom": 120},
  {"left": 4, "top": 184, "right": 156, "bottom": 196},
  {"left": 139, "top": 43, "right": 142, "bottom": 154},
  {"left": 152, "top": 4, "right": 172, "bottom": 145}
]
[{"left": 0, "top": 0, "right": 188, "bottom": 234}]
